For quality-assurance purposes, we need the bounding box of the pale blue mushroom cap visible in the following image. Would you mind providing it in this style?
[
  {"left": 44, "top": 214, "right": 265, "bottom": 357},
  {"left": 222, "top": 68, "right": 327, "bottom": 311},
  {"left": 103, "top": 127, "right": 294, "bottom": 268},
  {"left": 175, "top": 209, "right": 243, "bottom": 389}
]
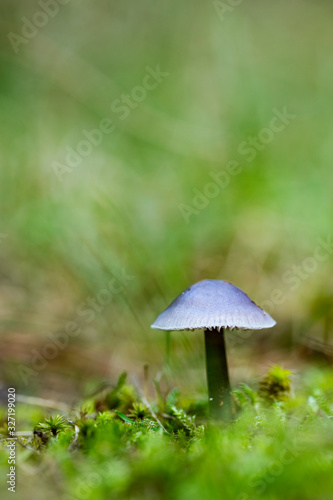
[{"left": 151, "top": 280, "right": 276, "bottom": 331}]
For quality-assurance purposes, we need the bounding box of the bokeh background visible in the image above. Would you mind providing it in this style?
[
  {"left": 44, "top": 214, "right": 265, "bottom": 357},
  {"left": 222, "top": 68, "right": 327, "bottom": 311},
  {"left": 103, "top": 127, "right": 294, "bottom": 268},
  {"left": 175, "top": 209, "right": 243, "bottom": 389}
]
[{"left": 0, "top": 0, "right": 332, "bottom": 405}]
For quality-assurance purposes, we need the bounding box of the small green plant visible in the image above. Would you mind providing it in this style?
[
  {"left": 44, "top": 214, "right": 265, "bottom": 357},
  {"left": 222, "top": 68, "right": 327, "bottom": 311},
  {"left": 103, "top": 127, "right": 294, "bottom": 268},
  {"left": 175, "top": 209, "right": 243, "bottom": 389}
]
[
  {"left": 233, "top": 383, "right": 258, "bottom": 410},
  {"left": 95, "top": 411, "right": 115, "bottom": 426},
  {"left": 96, "top": 372, "right": 136, "bottom": 413},
  {"left": 35, "top": 415, "right": 70, "bottom": 437},
  {"left": 128, "top": 402, "right": 150, "bottom": 420},
  {"left": 259, "top": 365, "right": 292, "bottom": 402},
  {"left": 170, "top": 406, "right": 204, "bottom": 440}
]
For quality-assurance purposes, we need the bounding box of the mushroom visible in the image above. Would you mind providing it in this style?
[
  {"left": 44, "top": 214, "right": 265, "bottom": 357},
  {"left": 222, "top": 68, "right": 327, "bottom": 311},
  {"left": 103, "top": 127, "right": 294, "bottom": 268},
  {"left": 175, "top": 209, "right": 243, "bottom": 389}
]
[{"left": 151, "top": 279, "right": 276, "bottom": 420}]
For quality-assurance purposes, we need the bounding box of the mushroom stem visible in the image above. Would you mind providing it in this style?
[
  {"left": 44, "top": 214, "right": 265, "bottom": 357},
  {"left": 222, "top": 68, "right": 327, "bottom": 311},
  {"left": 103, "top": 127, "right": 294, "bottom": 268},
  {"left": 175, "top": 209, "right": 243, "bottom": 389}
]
[{"left": 204, "top": 328, "right": 233, "bottom": 420}]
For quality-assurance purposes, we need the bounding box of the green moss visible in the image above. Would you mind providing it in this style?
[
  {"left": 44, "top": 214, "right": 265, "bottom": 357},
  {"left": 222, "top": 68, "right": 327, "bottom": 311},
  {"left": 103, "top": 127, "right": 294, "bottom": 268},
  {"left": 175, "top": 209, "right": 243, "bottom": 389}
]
[{"left": 1, "top": 367, "right": 333, "bottom": 499}]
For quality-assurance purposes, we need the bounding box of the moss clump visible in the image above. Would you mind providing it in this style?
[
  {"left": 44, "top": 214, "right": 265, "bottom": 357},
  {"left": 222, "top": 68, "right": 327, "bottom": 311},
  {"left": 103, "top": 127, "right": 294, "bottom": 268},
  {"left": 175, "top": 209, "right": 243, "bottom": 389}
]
[{"left": 259, "top": 365, "right": 292, "bottom": 402}]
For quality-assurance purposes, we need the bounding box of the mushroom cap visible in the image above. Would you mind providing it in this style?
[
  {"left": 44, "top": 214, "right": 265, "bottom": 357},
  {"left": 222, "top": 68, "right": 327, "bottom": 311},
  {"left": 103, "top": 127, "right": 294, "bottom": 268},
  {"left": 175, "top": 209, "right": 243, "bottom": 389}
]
[{"left": 151, "top": 279, "right": 276, "bottom": 331}]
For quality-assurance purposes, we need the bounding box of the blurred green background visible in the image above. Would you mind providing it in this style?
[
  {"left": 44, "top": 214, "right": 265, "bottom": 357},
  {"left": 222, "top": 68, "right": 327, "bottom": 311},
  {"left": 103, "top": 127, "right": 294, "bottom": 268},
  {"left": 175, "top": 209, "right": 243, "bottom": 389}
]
[{"left": 0, "top": 0, "right": 332, "bottom": 403}]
